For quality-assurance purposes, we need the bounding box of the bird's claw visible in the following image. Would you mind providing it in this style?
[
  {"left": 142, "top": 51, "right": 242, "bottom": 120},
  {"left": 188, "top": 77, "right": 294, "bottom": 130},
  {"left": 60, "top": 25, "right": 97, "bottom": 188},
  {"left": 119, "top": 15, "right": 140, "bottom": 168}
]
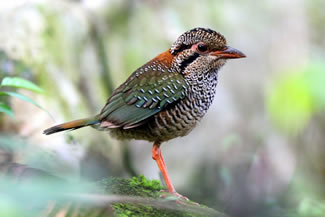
[{"left": 159, "top": 190, "right": 199, "bottom": 206}]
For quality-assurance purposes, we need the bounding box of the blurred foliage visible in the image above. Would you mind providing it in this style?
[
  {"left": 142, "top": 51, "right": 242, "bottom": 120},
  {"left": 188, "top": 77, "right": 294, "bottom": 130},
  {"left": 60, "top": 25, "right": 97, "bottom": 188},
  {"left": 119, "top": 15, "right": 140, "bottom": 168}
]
[
  {"left": 0, "top": 51, "right": 33, "bottom": 78},
  {"left": 0, "top": 170, "right": 96, "bottom": 217},
  {"left": 297, "top": 198, "right": 325, "bottom": 217},
  {"left": 267, "top": 62, "right": 325, "bottom": 134}
]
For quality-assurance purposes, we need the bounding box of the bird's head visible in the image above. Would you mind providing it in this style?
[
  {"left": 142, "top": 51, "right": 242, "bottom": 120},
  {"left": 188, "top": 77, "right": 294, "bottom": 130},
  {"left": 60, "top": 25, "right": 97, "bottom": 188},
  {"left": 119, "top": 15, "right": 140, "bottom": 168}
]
[{"left": 170, "top": 27, "right": 245, "bottom": 75}]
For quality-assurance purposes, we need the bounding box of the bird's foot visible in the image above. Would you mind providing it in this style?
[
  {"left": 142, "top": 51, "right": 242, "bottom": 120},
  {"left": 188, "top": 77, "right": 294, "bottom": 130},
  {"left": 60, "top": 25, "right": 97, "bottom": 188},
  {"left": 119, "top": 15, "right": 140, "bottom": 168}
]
[
  {"left": 160, "top": 190, "right": 189, "bottom": 200},
  {"left": 159, "top": 190, "right": 199, "bottom": 206}
]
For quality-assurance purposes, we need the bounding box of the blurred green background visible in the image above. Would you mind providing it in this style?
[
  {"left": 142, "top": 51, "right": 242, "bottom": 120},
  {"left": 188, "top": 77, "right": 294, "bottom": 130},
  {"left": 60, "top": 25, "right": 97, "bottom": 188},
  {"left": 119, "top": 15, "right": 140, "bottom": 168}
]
[{"left": 0, "top": 0, "right": 325, "bottom": 216}]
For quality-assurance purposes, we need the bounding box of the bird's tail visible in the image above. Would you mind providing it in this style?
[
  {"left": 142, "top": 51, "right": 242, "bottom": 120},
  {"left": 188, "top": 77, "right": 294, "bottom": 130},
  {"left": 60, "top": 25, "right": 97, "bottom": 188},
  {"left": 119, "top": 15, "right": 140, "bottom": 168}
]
[{"left": 43, "top": 115, "right": 100, "bottom": 135}]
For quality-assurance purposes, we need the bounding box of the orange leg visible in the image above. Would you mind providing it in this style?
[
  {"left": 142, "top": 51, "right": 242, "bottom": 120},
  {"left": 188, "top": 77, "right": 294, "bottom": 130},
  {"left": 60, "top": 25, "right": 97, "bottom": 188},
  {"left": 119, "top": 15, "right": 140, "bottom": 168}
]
[
  {"left": 152, "top": 143, "right": 197, "bottom": 203},
  {"left": 152, "top": 142, "right": 176, "bottom": 193}
]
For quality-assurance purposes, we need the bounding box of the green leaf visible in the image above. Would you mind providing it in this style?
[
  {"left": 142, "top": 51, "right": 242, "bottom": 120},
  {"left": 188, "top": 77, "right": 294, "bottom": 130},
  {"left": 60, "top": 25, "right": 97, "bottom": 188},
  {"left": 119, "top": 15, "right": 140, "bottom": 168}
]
[
  {"left": 1, "top": 77, "right": 44, "bottom": 94},
  {"left": 0, "top": 91, "right": 54, "bottom": 121},
  {"left": 0, "top": 91, "right": 54, "bottom": 118},
  {"left": 0, "top": 91, "right": 42, "bottom": 109},
  {"left": 0, "top": 102, "right": 14, "bottom": 119}
]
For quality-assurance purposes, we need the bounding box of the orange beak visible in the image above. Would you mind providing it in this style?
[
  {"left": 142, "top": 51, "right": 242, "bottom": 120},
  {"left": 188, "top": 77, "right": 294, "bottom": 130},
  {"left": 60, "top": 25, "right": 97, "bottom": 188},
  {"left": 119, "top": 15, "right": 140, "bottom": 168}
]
[{"left": 211, "top": 46, "right": 246, "bottom": 59}]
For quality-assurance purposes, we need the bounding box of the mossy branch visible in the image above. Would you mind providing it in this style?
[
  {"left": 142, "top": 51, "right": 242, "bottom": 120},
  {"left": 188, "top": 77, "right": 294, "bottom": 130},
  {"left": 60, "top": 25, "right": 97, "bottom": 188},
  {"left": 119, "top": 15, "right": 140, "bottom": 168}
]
[{"left": 0, "top": 163, "right": 229, "bottom": 217}]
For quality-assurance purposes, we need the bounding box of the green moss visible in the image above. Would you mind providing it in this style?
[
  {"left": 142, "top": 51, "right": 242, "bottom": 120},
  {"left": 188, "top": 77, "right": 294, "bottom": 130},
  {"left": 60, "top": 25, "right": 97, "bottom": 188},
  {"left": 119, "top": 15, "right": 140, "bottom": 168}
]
[
  {"left": 97, "top": 175, "right": 162, "bottom": 198},
  {"left": 96, "top": 175, "right": 217, "bottom": 217}
]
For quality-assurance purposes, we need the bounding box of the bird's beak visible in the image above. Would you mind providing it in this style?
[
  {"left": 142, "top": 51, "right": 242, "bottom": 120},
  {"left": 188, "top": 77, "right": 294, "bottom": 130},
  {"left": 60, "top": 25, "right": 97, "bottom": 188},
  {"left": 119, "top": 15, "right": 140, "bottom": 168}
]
[{"left": 211, "top": 46, "right": 246, "bottom": 59}]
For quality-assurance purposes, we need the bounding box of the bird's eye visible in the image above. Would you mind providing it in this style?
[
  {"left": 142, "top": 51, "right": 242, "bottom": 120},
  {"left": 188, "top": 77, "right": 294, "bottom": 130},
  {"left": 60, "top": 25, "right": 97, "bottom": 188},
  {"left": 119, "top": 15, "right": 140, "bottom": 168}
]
[{"left": 197, "top": 43, "right": 208, "bottom": 52}]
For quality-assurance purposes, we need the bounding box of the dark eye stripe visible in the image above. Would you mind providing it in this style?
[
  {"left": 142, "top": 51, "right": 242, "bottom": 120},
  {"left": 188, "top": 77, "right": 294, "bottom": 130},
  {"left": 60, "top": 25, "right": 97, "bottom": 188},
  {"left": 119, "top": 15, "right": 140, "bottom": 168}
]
[{"left": 179, "top": 53, "right": 199, "bottom": 72}]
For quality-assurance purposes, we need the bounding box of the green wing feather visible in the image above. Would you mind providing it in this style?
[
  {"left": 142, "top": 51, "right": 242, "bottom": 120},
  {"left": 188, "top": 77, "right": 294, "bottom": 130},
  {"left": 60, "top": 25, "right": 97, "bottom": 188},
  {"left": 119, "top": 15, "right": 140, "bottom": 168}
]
[{"left": 99, "top": 66, "right": 188, "bottom": 129}]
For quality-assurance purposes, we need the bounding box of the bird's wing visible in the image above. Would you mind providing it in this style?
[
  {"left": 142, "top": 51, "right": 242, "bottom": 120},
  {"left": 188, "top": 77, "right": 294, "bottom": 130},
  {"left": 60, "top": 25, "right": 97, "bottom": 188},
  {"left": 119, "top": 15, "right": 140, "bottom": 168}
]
[{"left": 99, "top": 67, "right": 188, "bottom": 129}]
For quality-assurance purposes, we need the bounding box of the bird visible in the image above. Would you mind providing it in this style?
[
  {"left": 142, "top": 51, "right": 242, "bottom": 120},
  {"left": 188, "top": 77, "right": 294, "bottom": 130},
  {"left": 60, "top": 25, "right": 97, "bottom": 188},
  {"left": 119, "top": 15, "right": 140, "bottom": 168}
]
[{"left": 43, "top": 27, "right": 245, "bottom": 200}]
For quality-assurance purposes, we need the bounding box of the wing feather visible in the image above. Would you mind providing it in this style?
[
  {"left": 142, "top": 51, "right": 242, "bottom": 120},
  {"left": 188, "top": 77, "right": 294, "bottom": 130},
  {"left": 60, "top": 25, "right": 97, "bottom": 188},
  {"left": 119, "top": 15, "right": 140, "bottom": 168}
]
[{"left": 99, "top": 66, "right": 188, "bottom": 129}]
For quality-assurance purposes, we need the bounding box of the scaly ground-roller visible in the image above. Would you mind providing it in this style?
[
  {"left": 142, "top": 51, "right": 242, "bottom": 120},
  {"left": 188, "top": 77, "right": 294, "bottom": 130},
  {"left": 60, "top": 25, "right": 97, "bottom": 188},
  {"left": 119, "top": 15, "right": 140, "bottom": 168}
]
[{"left": 44, "top": 27, "right": 245, "bottom": 200}]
